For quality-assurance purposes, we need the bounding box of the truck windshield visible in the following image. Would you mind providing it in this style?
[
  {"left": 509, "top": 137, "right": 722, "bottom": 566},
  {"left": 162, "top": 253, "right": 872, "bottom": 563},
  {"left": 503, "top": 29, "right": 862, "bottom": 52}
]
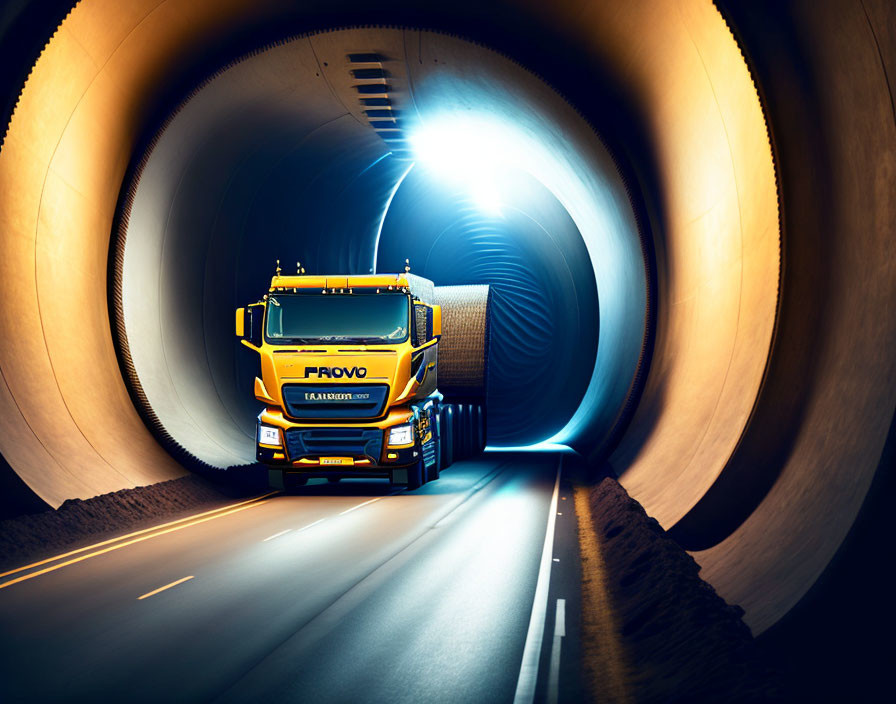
[{"left": 265, "top": 293, "right": 410, "bottom": 344}]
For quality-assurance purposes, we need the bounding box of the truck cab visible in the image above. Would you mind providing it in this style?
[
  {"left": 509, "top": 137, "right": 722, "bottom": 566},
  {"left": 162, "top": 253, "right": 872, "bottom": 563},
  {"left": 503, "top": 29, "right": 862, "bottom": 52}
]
[{"left": 236, "top": 271, "right": 444, "bottom": 490}]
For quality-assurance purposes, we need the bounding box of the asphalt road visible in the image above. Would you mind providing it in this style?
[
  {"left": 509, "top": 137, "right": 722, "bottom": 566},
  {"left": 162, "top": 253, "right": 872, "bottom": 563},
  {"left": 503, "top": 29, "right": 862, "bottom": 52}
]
[{"left": 0, "top": 452, "right": 583, "bottom": 703}]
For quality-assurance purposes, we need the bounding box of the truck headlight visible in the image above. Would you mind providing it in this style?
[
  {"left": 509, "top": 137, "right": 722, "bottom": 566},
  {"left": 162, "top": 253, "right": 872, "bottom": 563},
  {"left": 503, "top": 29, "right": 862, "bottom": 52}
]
[
  {"left": 258, "top": 424, "right": 282, "bottom": 446},
  {"left": 387, "top": 423, "right": 414, "bottom": 447}
]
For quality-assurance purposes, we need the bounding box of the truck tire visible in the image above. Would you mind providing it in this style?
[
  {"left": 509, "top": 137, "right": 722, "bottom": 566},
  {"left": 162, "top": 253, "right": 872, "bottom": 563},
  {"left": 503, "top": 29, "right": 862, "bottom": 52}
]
[
  {"left": 475, "top": 404, "right": 486, "bottom": 452},
  {"left": 441, "top": 405, "right": 454, "bottom": 469},
  {"left": 453, "top": 404, "right": 464, "bottom": 459},
  {"left": 459, "top": 404, "right": 471, "bottom": 459},
  {"left": 465, "top": 404, "right": 475, "bottom": 456},
  {"left": 426, "top": 441, "right": 441, "bottom": 482}
]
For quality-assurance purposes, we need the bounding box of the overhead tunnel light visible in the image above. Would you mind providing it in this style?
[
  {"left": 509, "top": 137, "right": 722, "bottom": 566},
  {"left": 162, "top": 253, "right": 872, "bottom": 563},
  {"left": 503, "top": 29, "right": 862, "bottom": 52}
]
[{"left": 409, "top": 117, "right": 508, "bottom": 215}]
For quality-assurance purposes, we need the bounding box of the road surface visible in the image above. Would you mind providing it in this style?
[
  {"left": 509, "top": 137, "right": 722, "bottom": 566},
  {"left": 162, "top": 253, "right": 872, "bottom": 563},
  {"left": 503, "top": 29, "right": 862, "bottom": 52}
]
[{"left": 0, "top": 452, "right": 583, "bottom": 702}]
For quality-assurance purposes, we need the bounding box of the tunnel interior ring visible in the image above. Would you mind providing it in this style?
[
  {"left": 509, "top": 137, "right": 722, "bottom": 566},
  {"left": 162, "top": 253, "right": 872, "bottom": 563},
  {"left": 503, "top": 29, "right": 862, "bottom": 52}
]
[{"left": 110, "top": 27, "right": 652, "bottom": 471}]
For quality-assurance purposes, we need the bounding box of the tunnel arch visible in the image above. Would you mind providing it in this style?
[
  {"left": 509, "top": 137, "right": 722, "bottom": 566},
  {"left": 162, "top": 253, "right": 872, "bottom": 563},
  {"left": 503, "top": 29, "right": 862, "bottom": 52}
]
[
  {"left": 111, "top": 29, "right": 646, "bottom": 468},
  {"left": 0, "top": 0, "right": 892, "bottom": 640}
]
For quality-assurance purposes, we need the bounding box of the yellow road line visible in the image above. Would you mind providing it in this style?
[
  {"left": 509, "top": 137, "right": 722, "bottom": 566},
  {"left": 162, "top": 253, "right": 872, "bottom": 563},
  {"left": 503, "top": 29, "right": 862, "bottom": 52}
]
[
  {"left": 574, "top": 484, "right": 632, "bottom": 704},
  {"left": 0, "top": 491, "right": 278, "bottom": 580},
  {"left": 138, "top": 576, "right": 194, "bottom": 600},
  {"left": 0, "top": 499, "right": 272, "bottom": 591}
]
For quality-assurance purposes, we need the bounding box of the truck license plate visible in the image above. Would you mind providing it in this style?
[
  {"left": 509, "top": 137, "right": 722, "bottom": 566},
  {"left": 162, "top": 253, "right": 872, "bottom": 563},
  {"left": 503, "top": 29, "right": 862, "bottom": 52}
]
[{"left": 321, "top": 457, "right": 353, "bottom": 466}]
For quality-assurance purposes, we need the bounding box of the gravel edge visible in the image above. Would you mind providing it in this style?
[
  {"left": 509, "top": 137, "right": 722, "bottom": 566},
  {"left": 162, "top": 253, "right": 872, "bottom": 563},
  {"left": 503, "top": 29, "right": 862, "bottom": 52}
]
[
  {"left": 581, "top": 476, "right": 785, "bottom": 702},
  {"left": 0, "top": 473, "right": 264, "bottom": 571}
]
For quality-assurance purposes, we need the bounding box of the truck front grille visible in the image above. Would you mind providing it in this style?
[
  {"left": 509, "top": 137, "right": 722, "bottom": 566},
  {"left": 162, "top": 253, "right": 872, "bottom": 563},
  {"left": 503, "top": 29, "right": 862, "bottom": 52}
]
[
  {"left": 282, "top": 384, "right": 389, "bottom": 420},
  {"left": 285, "top": 428, "right": 383, "bottom": 462}
]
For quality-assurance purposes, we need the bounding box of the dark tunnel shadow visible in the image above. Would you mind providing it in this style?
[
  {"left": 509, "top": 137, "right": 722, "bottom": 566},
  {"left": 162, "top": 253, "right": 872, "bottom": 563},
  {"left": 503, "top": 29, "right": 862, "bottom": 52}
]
[
  {"left": 0, "top": 450, "right": 49, "bottom": 519},
  {"left": 755, "top": 405, "right": 896, "bottom": 701},
  {"left": 269, "top": 455, "right": 504, "bottom": 498},
  {"left": 280, "top": 478, "right": 398, "bottom": 498}
]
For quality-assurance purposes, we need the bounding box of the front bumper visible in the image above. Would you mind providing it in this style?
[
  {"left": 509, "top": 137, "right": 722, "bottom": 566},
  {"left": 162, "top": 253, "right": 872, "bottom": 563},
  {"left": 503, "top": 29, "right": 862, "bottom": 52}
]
[
  {"left": 256, "top": 440, "right": 420, "bottom": 469},
  {"left": 255, "top": 407, "right": 421, "bottom": 471}
]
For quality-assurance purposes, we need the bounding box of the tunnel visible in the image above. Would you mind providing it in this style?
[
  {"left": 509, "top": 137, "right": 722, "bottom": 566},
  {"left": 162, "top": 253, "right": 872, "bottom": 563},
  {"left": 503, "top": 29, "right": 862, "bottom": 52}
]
[
  {"left": 112, "top": 29, "right": 640, "bottom": 467},
  {"left": 0, "top": 0, "right": 893, "bottom": 690}
]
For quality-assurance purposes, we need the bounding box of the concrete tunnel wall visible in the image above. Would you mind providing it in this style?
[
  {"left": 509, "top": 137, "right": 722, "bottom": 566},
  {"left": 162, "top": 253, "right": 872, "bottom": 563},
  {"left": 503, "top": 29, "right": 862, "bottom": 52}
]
[{"left": 0, "top": 0, "right": 892, "bottom": 638}]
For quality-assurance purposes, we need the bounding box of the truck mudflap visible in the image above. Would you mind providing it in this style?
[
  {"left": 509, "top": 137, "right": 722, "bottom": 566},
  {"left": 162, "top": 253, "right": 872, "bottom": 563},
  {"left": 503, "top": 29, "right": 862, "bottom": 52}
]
[{"left": 390, "top": 466, "right": 411, "bottom": 485}]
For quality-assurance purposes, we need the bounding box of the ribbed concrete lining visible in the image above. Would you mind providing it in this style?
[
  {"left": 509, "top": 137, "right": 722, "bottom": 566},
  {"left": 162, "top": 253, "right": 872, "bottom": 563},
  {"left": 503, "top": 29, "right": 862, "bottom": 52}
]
[
  {"left": 2, "top": 0, "right": 889, "bottom": 638},
  {"left": 432, "top": 285, "right": 490, "bottom": 401}
]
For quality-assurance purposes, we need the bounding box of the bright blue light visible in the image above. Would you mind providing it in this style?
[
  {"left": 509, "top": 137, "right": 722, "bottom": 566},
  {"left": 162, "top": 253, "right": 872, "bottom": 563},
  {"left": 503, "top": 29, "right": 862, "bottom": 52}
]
[
  {"left": 485, "top": 443, "right": 575, "bottom": 453},
  {"left": 409, "top": 118, "right": 506, "bottom": 215}
]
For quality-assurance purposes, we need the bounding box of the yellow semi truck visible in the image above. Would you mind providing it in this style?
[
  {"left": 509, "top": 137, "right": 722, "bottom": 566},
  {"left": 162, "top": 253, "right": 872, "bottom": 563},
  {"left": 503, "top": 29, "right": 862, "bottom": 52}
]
[{"left": 235, "top": 266, "right": 448, "bottom": 490}]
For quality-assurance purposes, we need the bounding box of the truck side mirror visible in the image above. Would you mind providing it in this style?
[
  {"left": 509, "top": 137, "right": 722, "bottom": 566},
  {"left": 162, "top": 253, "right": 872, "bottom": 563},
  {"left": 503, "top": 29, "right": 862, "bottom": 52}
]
[
  {"left": 412, "top": 303, "right": 425, "bottom": 347},
  {"left": 430, "top": 304, "right": 441, "bottom": 340},
  {"left": 413, "top": 303, "right": 441, "bottom": 346},
  {"left": 235, "top": 307, "right": 246, "bottom": 337},
  {"left": 236, "top": 304, "right": 264, "bottom": 348}
]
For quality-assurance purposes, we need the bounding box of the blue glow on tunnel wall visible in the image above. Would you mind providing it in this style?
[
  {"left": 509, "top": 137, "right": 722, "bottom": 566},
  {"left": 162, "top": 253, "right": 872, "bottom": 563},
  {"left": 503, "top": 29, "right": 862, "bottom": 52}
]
[
  {"left": 372, "top": 77, "right": 646, "bottom": 454},
  {"left": 375, "top": 115, "right": 599, "bottom": 447}
]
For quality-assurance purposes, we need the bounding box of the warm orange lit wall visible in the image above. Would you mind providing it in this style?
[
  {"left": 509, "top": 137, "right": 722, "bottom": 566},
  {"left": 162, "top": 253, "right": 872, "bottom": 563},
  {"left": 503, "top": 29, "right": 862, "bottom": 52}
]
[
  {"left": 555, "top": 1, "right": 779, "bottom": 528},
  {"left": 693, "top": 0, "right": 896, "bottom": 633},
  {"left": 0, "top": 0, "right": 273, "bottom": 505}
]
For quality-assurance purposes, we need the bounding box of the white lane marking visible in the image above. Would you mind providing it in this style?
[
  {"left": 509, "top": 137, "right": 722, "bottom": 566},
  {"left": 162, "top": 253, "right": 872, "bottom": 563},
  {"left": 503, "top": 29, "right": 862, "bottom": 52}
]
[
  {"left": 548, "top": 598, "right": 566, "bottom": 704},
  {"left": 137, "top": 575, "right": 194, "bottom": 600},
  {"left": 339, "top": 496, "right": 385, "bottom": 516},
  {"left": 268, "top": 494, "right": 396, "bottom": 543},
  {"left": 513, "top": 457, "right": 562, "bottom": 704},
  {"left": 297, "top": 518, "right": 325, "bottom": 532},
  {"left": 263, "top": 529, "right": 291, "bottom": 542},
  {"left": 553, "top": 558, "right": 560, "bottom": 563},
  {"left": 264, "top": 517, "right": 327, "bottom": 542},
  {"left": 555, "top": 598, "right": 566, "bottom": 637}
]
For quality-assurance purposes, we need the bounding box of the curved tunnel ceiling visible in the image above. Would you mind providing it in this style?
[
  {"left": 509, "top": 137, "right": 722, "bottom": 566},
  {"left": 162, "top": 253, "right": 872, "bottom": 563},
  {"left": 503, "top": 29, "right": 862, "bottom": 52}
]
[{"left": 0, "top": 0, "right": 892, "bottom": 640}]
